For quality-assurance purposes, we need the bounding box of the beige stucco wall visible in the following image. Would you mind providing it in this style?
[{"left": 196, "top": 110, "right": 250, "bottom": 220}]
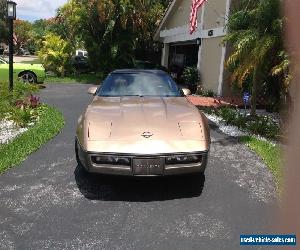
[
  {"left": 157, "top": 0, "right": 232, "bottom": 95},
  {"left": 203, "top": 0, "right": 227, "bottom": 29},
  {"left": 221, "top": 43, "right": 234, "bottom": 96},
  {"left": 164, "top": 0, "right": 203, "bottom": 30},
  {"left": 200, "top": 37, "right": 223, "bottom": 93},
  {"left": 164, "top": 0, "right": 227, "bottom": 30}
]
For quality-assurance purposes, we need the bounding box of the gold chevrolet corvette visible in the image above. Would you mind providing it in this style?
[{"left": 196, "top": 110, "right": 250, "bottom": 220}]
[{"left": 75, "top": 69, "right": 210, "bottom": 176}]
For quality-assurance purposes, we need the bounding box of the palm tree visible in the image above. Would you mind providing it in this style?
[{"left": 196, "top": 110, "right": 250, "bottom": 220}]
[{"left": 225, "top": 0, "right": 287, "bottom": 116}]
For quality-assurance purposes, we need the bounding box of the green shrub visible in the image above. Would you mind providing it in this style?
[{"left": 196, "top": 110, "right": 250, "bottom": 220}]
[
  {"left": 217, "top": 107, "right": 237, "bottom": 125},
  {"left": 38, "top": 33, "right": 73, "bottom": 77},
  {"left": 182, "top": 67, "right": 200, "bottom": 94},
  {"left": 0, "top": 105, "right": 65, "bottom": 173},
  {"left": 246, "top": 116, "right": 280, "bottom": 140},
  {"left": 200, "top": 89, "right": 215, "bottom": 97},
  {"left": 182, "top": 67, "right": 199, "bottom": 86},
  {"left": 203, "top": 106, "right": 281, "bottom": 140},
  {"left": 9, "top": 108, "right": 32, "bottom": 127}
]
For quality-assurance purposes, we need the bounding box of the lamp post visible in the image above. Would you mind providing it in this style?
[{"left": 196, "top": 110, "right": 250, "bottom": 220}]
[{"left": 7, "top": 1, "right": 17, "bottom": 91}]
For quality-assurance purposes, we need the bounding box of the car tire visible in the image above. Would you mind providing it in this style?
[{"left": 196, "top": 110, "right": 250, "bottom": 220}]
[
  {"left": 19, "top": 72, "right": 37, "bottom": 84},
  {"left": 75, "top": 139, "right": 87, "bottom": 173}
]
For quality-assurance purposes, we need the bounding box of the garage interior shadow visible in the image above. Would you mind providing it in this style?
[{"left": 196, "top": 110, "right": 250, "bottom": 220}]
[{"left": 74, "top": 166, "right": 205, "bottom": 202}]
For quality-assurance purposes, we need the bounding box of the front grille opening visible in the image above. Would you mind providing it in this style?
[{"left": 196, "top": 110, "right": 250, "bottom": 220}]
[
  {"left": 91, "top": 155, "right": 131, "bottom": 166},
  {"left": 165, "top": 155, "right": 203, "bottom": 165}
]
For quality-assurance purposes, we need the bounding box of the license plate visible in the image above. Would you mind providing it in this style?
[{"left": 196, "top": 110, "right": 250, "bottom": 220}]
[{"left": 132, "top": 158, "right": 164, "bottom": 175}]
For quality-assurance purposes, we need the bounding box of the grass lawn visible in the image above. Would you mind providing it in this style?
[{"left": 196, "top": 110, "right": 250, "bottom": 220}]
[
  {"left": 0, "top": 105, "right": 65, "bottom": 174},
  {"left": 19, "top": 58, "right": 103, "bottom": 84},
  {"left": 240, "top": 136, "right": 283, "bottom": 190},
  {"left": 45, "top": 73, "right": 104, "bottom": 85}
]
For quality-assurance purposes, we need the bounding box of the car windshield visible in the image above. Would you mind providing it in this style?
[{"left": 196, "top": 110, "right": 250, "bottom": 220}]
[{"left": 97, "top": 72, "right": 183, "bottom": 97}]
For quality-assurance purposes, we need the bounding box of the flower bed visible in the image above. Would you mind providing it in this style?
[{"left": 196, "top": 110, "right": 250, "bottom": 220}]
[
  {"left": 0, "top": 105, "right": 64, "bottom": 173},
  {"left": 198, "top": 105, "right": 282, "bottom": 190},
  {"left": 187, "top": 95, "right": 244, "bottom": 108},
  {"left": 0, "top": 81, "right": 65, "bottom": 173},
  {"left": 0, "top": 82, "right": 41, "bottom": 146},
  {"left": 200, "top": 106, "right": 280, "bottom": 141},
  {"left": 0, "top": 119, "right": 28, "bottom": 145}
]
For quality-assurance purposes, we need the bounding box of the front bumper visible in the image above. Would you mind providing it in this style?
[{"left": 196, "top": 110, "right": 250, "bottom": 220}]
[{"left": 77, "top": 140, "right": 208, "bottom": 176}]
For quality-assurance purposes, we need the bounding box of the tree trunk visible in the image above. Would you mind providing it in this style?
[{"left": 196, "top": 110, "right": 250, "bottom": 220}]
[{"left": 251, "top": 67, "right": 259, "bottom": 116}]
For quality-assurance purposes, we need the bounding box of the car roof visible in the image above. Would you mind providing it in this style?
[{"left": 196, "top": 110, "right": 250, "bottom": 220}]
[{"left": 112, "top": 69, "right": 167, "bottom": 75}]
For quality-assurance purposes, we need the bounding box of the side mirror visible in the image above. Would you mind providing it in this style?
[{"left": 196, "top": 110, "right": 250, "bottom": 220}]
[
  {"left": 182, "top": 88, "right": 191, "bottom": 96},
  {"left": 87, "top": 86, "right": 97, "bottom": 95}
]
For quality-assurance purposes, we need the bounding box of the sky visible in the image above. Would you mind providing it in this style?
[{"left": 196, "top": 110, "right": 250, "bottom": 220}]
[{"left": 15, "top": 0, "right": 68, "bottom": 22}]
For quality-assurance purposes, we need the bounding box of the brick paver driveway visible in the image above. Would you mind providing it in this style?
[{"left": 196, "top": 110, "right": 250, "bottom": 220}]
[{"left": 0, "top": 84, "right": 277, "bottom": 250}]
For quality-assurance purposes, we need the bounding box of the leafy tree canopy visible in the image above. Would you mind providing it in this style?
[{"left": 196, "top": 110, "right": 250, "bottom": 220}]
[
  {"left": 14, "top": 19, "right": 33, "bottom": 52},
  {"left": 0, "top": 0, "right": 8, "bottom": 43},
  {"left": 55, "top": 0, "right": 168, "bottom": 72},
  {"left": 225, "top": 0, "right": 288, "bottom": 114}
]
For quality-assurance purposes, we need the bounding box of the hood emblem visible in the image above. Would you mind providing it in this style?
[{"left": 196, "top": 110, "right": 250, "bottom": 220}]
[{"left": 141, "top": 132, "right": 153, "bottom": 139}]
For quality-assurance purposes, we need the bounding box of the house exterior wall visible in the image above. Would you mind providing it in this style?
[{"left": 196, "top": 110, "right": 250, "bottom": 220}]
[
  {"left": 200, "top": 37, "right": 223, "bottom": 93},
  {"left": 164, "top": 0, "right": 203, "bottom": 30},
  {"left": 203, "top": 0, "right": 227, "bottom": 29},
  {"left": 201, "top": 0, "right": 228, "bottom": 94},
  {"left": 155, "top": 0, "right": 232, "bottom": 96}
]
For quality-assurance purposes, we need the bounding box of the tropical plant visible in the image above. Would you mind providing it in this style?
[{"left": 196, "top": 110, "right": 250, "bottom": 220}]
[
  {"left": 204, "top": 106, "right": 280, "bottom": 140},
  {"left": 31, "top": 19, "right": 52, "bottom": 52},
  {"left": 225, "top": 0, "right": 289, "bottom": 116},
  {"left": 38, "top": 33, "right": 72, "bottom": 76},
  {"left": 58, "top": 0, "right": 167, "bottom": 73},
  {"left": 271, "top": 51, "right": 292, "bottom": 89},
  {"left": 0, "top": 81, "right": 40, "bottom": 126},
  {"left": 0, "top": 0, "right": 7, "bottom": 43},
  {"left": 55, "top": 0, "right": 84, "bottom": 50},
  {"left": 182, "top": 67, "right": 199, "bottom": 86}
]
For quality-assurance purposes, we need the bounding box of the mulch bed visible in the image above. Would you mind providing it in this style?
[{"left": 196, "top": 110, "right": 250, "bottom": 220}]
[{"left": 187, "top": 95, "right": 244, "bottom": 108}]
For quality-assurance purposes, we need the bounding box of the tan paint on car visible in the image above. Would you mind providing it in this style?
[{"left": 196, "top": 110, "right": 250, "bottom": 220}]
[{"left": 77, "top": 96, "right": 210, "bottom": 154}]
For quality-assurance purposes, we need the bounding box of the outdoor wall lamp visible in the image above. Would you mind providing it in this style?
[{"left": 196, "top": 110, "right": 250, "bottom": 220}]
[
  {"left": 7, "top": 1, "right": 17, "bottom": 20},
  {"left": 7, "top": 1, "right": 17, "bottom": 91}
]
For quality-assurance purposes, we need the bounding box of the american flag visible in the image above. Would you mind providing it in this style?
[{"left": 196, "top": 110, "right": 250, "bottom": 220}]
[{"left": 190, "top": 0, "right": 207, "bottom": 34}]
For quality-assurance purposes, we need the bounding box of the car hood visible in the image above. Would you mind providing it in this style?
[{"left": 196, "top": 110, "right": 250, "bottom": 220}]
[
  {"left": 85, "top": 96, "right": 206, "bottom": 141},
  {"left": 13, "top": 63, "right": 44, "bottom": 71}
]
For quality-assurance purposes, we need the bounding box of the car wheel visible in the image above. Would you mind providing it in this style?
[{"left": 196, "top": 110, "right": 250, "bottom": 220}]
[
  {"left": 75, "top": 139, "right": 87, "bottom": 173},
  {"left": 19, "top": 72, "right": 37, "bottom": 84}
]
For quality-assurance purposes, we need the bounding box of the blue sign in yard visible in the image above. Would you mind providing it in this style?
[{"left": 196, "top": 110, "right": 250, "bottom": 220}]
[{"left": 243, "top": 92, "right": 250, "bottom": 104}]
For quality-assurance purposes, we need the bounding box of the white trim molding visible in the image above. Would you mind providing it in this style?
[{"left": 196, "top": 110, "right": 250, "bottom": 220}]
[
  {"left": 160, "top": 24, "right": 226, "bottom": 44},
  {"left": 218, "top": 44, "right": 226, "bottom": 95}
]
